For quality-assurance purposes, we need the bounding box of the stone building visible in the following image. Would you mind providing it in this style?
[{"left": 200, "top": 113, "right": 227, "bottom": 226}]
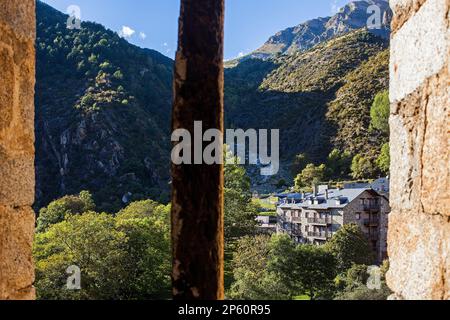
[{"left": 277, "top": 187, "right": 390, "bottom": 263}]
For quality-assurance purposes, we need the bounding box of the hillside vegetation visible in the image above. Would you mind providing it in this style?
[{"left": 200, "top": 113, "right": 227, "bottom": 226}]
[
  {"left": 36, "top": 1, "right": 390, "bottom": 206},
  {"left": 35, "top": 2, "right": 173, "bottom": 211},
  {"left": 225, "top": 30, "right": 389, "bottom": 191}
]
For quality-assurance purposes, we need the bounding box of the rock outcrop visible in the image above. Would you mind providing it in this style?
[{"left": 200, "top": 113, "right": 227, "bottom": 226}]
[{"left": 250, "top": 0, "right": 391, "bottom": 59}]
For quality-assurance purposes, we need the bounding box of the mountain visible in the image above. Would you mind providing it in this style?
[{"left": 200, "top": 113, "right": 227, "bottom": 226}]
[
  {"left": 35, "top": 1, "right": 173, "bottom": 211},
  {"left": 225, "top": 29, "right": 389, "bottom": 192},
  {"left": 35, "top": 1, "right": 390, "bottom": 207},
  {"left": 241, "top": 0, "right": 391, "bottom": 61}
]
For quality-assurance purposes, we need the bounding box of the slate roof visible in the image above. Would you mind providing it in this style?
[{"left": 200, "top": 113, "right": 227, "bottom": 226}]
[{"left": 278, "top": 188, "right": 376, "bottom": 210}]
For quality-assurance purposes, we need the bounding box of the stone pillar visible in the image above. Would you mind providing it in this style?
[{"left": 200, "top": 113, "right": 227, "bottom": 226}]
[
  {"left": 387, "top": 0, "right": 449, "bottom": 300},
  {"left": 0, "top": 1, "right": 36, "bottom": 300},
  {"left": 171, "top": 0, "right": 225, "bottom": 299}
]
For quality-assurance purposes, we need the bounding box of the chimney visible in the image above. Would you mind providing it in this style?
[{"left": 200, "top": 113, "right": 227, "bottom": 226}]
[
  {"left": 313, "top": 184, "right": 318, "bottom": 197},
  {"left": 325, "top": 189, "right": 329, "bottom": 200}
]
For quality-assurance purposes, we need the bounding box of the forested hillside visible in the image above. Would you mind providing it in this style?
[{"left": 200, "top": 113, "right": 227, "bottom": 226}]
[
  {"left": 35, "top": 1, "right": 173, "bottom": 211},
  {"left": 225, "top": 30, "right": 389, "bottom": 191},
  {"left": 35, "top": 1, "right": 390, "bottom": 207}
]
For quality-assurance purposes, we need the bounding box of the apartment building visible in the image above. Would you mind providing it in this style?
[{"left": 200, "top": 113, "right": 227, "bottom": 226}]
[{"left": 276, "top": 186, "right": 390, "bottom": 263}]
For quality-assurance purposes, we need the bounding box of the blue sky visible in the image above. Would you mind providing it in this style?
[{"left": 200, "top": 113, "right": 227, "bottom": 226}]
[{"left": 42, "top": 0, "right": 350, "bottom": 60}]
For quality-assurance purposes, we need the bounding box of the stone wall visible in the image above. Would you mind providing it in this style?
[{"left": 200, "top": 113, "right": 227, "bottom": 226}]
[
  {"left": 0, "top": 1, "right": 36, "bottom": 300},
  {"left": 387, "top": 0, "right": 449, "bottom": 299}
]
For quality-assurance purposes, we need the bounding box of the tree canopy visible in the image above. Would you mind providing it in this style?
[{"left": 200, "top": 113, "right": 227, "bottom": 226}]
[
  {"left": 324, "top": 224, "right": 375, "bottom": 273},
  {"left": 294, "top": 163, "right": 327, "bottom": 190},
  {"left": 34, "top": 200, "right": 171, "bottom": 300},
  {"left": 351, "top": 154, "right": 375, "bottom": 179},
  {"left": 370, "top": 90, "right": 390, "bottom": 135},
  {"left": 36, "top": 191, "right": 95, "bottom": 232},
  {"left": 376, "top": 143, "right": 390, "bottom": 175}
]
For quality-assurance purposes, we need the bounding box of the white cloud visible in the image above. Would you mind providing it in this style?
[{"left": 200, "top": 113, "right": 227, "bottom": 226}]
[
  {"left": 163, "top": 42, "right": 168, "bottom": 47},
  {"left": 119, "top": 26, "right": 135, "bottom": 38},
  {"left": 238, "top": 52, "right": 245, "bottom": 58},
  {"left": 139, "top": 32, "right": 147, "bottom": 40}
]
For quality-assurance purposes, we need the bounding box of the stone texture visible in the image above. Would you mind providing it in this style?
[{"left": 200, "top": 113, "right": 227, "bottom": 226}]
[
  {"left": 390, "top": 0, "right": 449, "bottom": 102},
  {"left": 389, "top": 68, "right": 450, "bottom": 300},
  {"left": 0, "top": 1, "right": 36, "bottom": 40},
  {"left": 387, "top": 211, "right": 449, "bottom": 299},
  {"left": 388, "top": 0, "right": 450, "bottom": 300},
  {"left": 0, "top": 152, "right": 35, "bottom": 207},
  {"left": 0, "top": 7, "right": 35, "bottom": 207},
  {"left": 0, "top": 206, "right": 36, "bottom": 300},
  {"left": 420, "top": 70, "right": 450, "bottom": 215},
  {"left": 389, "top": 68, "right": 449, "bottom": 215},
  {"left": 390, "top": 0, "right": 427, "bottom": 32},
  {"left": 0, "top": 0, "right": 36, "bottom": 300}
]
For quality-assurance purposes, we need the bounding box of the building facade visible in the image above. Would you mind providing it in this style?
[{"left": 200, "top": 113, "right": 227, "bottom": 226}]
[{"left": 277, "top": 187, "right": 390, "bottom": 263}]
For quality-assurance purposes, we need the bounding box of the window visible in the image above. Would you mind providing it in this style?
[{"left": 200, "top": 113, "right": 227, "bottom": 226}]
[{"left": 356, "top": 213, "right": 361, "bottom": 220}]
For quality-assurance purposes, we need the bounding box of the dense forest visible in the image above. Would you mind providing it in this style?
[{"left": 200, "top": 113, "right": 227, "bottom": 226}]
[{"left": 35, "top": 2, "right": 173, "bottom": 212}]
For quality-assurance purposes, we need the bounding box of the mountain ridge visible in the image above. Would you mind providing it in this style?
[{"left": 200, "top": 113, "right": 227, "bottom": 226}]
[{"left": 230, "top": 0, "right": 391, "bottom": 63}]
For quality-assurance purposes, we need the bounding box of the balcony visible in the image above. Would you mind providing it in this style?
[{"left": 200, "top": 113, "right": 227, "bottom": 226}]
[
  {"left": 291, "top": 217, "right": 302, "bottom": 223},
  {"left": 307, "top": 231, "right": 331, "bottom": 240},
  {"left": 362, "top": 204, "right": 381, "bottom": 212},
  {"left": 307, "top": 217, "right": 332, "bottom": 225}
]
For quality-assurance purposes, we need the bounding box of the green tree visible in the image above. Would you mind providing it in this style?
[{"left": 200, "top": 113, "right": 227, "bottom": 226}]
[
  {"left": 351, "top": 154, "right": 375, "bottom": 179},
  {"left": 266, "top": 235, "right": 300, "bottom": 294},
  {"left": 36, "top": 191, "right": 95, "bottom": 232},
  {"left": 370, "top": 90, "right": 390, "bottom": 135},
  {"left": 324, "top": 224, "right": 375, "bottom": 273},
  {"left": 229, "top": 235, "right": 290, "bottom": 300},
  {"left": 293, "top": 244, "right": 337, "bottom": 300},
  {"left": 34, "top": 213, "right": 129, "bottom": 300},
  {"left": 294, "top": 163, "right": 327, "bottom": 190},
  {"left": 335, "top": 261, "right": 392, "bottom": 300},
  {"left": 267, "top": 235, "right": 337, "bottom": 300},
  {"left": 224, "top": 148, "right": 258, "bottom": 240},
  {"left": 34, "top": 203, "right": 171, "bottom": 300},
  {"left": 117, "top": 199, "right": 161, "bottom": 217},
  {"left": 88, "top": 53, "right": 98, "bottom": 64},
  {"left": 327, "top": 149, "right": 352, "bottom": 178},
  {"left": 113, "top": 70, "right": 124, "bottom": 80},
  {"left": 376, "top": 143, "right": 390, "bottom": 175},
  {"left": 224, "top": 188, "right": 259, "bottom": 240}
]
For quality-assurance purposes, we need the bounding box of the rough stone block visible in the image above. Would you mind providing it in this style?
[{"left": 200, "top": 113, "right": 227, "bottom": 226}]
[
  {"left": 390, "top": 68, "right": 449, "bottom": 216},
  {"left": 420, "top": 70, "right": 450, "bottom": 216},
  {"left": 0, "top": 40, "right": 35, "bottom": 156},
  {"left": 389, "top": 96, "right": 425, "bottom": 213},
  {"left": 0, "top": 1, "right": 36, "bottom": 40},
  {"left": 0, "top": 206, "right": 35, "bottom": 300},
  {"left": 387, "top": 210, "right": 450, "bottom": 299},
  {"left": 0, "top": 45, "right": 14, "bottom": 133},
  {"left": 0, "top": 151, "right": 35, "bottom": 207},
  {"left": 390, "top": 0, "right": 448, "bottom": 102}
]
